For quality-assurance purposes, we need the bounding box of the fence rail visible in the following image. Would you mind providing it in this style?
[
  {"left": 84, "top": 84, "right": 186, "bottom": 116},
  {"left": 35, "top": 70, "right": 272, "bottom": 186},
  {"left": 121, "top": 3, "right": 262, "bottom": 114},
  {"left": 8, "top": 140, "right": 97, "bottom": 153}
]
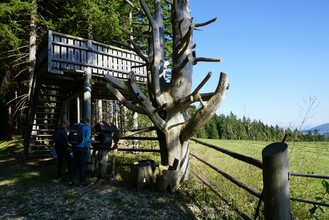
[
  {"left": 190, "top": 168, "right": 252, "bottom": 220},
  {"left": 191, "top": 138, "right": 263, "bottom": 169},
  {"left": 190, "top": 153, "right": 261, "bottom": 198},
  {"left": 190, "top": 138, "right": 329, "bottom": 219},
  {"left": 290, "top": 172, "right": 329, "bottom": 179}
]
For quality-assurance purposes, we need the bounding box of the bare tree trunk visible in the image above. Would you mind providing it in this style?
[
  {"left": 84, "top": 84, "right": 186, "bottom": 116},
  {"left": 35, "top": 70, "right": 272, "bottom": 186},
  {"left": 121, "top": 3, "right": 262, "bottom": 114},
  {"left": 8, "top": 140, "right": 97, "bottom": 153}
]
[
  {"left": 105, "top": 0, "right": 228, "bottom": 191},
  {"left": 27, "top": 0, "right": 37, "bottom": 103}
]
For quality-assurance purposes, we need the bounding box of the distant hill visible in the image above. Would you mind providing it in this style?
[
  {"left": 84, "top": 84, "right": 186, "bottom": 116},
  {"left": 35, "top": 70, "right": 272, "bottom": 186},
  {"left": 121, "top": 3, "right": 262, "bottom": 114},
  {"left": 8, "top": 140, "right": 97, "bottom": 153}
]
[{"left": 302, "top": 123, "right": 329, "bottom": 137}]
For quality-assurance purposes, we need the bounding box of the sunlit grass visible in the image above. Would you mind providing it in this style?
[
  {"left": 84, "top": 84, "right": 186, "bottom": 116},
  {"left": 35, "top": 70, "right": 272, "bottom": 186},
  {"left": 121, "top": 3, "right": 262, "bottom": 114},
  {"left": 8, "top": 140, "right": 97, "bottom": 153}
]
[
  {"left": 0, "top": 179, "right": 17, "bottom": 186},
  {"left": 190, "top": 139, "right": 329, "bottom": 219}
]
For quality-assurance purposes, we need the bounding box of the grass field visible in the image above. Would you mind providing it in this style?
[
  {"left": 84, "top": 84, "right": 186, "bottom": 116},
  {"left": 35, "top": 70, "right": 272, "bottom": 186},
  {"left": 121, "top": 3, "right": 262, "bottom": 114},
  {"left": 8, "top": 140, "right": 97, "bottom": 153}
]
[
  {"left": 1, "top": 137, "right": 328, "bottom": 219},
  {"left": 189, "top": 139, "right": 329, "bottom": 219}
]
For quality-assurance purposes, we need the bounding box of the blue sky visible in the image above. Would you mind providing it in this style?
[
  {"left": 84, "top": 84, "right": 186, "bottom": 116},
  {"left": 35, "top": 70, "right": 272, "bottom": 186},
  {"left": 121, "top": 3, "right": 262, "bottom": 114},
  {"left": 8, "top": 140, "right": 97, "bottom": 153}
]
[{"left": 189, "top": 0, "right": 329, "bottom": 129}]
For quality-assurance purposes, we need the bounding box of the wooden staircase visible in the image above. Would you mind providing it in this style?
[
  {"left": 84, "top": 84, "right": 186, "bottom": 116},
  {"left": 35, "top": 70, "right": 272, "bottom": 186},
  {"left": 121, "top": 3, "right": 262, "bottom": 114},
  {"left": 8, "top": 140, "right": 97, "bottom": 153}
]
[
  {"left": 28, "top": 84, "right": 65, "bottom": 158},
  {"left": 24, "top": 30, "right": 147, "bottom": 159}
]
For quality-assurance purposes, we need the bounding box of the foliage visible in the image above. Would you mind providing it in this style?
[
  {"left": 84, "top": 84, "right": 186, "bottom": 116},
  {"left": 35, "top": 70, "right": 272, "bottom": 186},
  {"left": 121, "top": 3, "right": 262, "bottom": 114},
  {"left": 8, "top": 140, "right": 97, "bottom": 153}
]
[
  {"left": 0, "top": 0, "right": 33, "bottom": 99},
  {"left": 199, "top": 112, "right": 328, "bottom": 142},
  {"left": 309, "top": 180, "right": 329, "bottom": 219}
]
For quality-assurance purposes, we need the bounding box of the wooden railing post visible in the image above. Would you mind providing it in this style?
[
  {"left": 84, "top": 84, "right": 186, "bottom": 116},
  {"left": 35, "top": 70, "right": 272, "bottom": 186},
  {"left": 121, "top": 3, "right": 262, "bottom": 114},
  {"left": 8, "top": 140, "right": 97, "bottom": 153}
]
[{"left": 262, "top": 142, "right": 291, "bottom": 220}]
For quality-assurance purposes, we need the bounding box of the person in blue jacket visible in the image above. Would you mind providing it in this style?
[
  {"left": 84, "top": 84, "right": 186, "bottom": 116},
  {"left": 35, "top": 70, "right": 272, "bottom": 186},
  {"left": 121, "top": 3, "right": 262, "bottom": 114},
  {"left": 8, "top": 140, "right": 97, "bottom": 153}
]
[{"left": 69, "top": 117, "right": 94, "bottom": 186}]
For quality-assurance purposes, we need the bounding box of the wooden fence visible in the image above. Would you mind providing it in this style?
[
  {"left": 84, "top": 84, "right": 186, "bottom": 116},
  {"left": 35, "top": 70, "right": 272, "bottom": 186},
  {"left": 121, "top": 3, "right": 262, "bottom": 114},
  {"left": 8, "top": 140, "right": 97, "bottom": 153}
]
[
  {"left": 109, "top": 136, "right": 328, "bottom": 219},
  {"left": 190, "top": 137, "right": 329, "bottom": 220}
]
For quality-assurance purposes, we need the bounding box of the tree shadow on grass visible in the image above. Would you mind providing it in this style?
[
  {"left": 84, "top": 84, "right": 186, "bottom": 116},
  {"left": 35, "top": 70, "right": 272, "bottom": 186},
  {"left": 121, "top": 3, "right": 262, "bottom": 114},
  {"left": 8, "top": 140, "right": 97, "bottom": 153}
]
[{"left": 0, "top": 139, "right": 198, "bottom": 220}]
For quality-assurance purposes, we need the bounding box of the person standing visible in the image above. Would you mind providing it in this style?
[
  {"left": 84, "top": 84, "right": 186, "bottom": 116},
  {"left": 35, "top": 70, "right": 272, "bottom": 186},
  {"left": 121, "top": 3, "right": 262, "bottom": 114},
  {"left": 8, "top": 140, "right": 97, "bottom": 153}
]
[
  {"left": 54, "top": 121, "right": 72, "bottom": 181},
  {"left": 69, "top": 117, "right": 94, "bottom": 186}
]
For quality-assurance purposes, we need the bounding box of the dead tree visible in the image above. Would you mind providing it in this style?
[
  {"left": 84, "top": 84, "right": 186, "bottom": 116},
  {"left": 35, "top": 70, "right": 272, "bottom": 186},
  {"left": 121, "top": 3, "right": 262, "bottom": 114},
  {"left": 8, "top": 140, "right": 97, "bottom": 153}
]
[{"left": 105, "top": 0, "right": 229, "bottom": 191}]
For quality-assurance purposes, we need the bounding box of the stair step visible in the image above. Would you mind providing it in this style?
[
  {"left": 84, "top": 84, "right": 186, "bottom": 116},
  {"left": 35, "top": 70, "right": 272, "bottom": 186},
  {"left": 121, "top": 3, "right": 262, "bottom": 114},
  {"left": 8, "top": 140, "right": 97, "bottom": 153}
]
[
  {"left": 31, "top": 135, "right": 53, "bottom": 140},
  {"left": 38, "top": 95, "right": 61, "bottom": 98},
  {"left": 31, "top": 134, "right": 53, "bottom": 137},
  {"left": 30, "top": 146, "right": 51, "bottom": 150},
  {"left": 32, "top": 123, "right": 56, "bottom": 126},
  {"left": 33, "top": 118, "right": 57, "bottom": 121},
  {"left": 31, "top": 128, "right": 55, "bottom": 132},
  {"left": 35, "top": 112, "right": 59, "bottom": 115},
  {"left": 38, "top": 100, "right": 62, "bottom": 103},
  {"left": 35, "top": 106, "right": 60, "bottom": 109}
]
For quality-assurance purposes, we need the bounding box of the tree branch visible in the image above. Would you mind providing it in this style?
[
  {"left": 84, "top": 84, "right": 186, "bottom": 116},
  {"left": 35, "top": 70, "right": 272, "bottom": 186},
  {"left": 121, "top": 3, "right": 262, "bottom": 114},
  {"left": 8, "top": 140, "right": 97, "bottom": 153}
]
[
  {"left": 127, "top": 39, "right": 150, "bottom": 63},
  {"left": 194, "top": 57, "right": 221, "bottom": 65},
  {"left": 104, "top": 73, "right": 130, "bottom": 92},
  {"left": 139, "top": 0, "right": 155, "bottom": 26},
  {"left": 127, "top": 71, "right": 167, "bottom": 133},
  {"left": 121, "top": 126, "right": 157, "bottom": 138},
  {"left": 111, "top": 39, "right": 149, "bottom": 63},
  {"left": 194, "top": 17, "right": 217, "bottom": 27},
  {"left": 176, "top": 72, "right": 212, "bottom": 109},
  {"left": 106, "top": 83, "right": 146, "bottom": 114},
  {"left": 111, "top": 40, "right": 134, "bottom": 51},
  {"left": 125, "top": 0, "right": 142, "bottom": 12},
  {"left": 119, "top": 27, "right": 149, "bottom": 38},
  {"left": 177, "top": 24, "right": 194, "bottom": 57},
  {"left": 172, "top": 54, "right": 192, "bottom": 74},
  {"left": 180, "top": 72, "right": 229, "bottom": 143}
]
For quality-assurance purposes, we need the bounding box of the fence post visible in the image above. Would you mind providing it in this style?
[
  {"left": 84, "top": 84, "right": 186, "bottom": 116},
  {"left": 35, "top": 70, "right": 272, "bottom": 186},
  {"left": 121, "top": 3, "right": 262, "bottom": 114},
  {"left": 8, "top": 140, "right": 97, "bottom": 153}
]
[{"left": 262, "top": 142, "right": 291, "bottom": 220}]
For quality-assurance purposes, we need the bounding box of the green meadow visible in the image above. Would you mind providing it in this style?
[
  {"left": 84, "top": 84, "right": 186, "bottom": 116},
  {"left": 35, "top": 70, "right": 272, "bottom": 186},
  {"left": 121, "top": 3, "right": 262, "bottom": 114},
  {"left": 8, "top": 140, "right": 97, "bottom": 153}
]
[
  {"left": 1, "top": 137, "right": 328, "bottom": 219},
  {"left": 189, "top": 139, "right": 329, "bottom": 219}
]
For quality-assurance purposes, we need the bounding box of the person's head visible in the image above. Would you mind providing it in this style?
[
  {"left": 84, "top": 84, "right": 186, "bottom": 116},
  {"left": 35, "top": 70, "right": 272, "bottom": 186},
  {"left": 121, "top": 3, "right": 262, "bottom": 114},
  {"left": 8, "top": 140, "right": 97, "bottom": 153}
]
[
  {"left": 61, "top": 121, "right": 69, "bottom": 129},
  {"left": 82, "top": 117, "right": 90, "bottom": 125}
]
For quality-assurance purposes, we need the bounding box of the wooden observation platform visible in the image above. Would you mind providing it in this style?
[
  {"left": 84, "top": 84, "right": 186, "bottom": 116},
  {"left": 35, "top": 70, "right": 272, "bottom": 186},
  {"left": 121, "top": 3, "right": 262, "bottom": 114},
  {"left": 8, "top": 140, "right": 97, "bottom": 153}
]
[{"left": 24, "top": 30, "right": 147, "bottom": 157}]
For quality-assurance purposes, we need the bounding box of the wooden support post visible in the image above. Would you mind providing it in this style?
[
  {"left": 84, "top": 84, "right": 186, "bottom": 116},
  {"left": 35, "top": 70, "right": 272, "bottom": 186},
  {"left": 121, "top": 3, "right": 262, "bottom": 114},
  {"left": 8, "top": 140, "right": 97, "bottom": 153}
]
[
  {"left": 262, "top": 142, "right": 291, "bottom": 220},
  {"left": 99, "top": 149, "right": 108, "bottom": 177},
  {"left": 83, "top": 67, "right": 92, "bottom": 123},
  {"left": 111, "top": 148, "right": 117, "bottom": 178},
  {"left": 90, "top": 148, "right": 97, "bottom": 172}
]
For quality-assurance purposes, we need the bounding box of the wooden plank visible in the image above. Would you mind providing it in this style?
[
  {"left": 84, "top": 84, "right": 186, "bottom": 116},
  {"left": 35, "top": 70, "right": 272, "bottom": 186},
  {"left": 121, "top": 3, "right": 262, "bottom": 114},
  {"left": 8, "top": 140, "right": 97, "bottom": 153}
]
[
  {"left": 290, "top": 172, "right": 329, "bottom": 179},
  {"left": 117, "top": 148, "right": 160, "bottom": 153},
  {"left": 191, "top": 138, "right": 263, "bottom": 169}
]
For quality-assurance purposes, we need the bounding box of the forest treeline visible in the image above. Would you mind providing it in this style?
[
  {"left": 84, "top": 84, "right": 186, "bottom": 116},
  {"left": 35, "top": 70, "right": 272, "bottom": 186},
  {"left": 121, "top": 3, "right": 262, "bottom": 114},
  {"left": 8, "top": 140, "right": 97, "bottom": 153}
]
[
  {"left": 195, "top": 112, "right": 328, "bottom": 142},
  {"left": 0, "top": 0, "right": 154, "bottom": 139}
]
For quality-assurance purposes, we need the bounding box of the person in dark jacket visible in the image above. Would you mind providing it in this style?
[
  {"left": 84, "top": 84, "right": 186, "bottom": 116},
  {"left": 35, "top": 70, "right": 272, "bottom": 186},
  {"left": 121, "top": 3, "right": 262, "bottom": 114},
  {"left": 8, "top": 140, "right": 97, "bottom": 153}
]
[{"left": 54, "top": 121, "right": 72, "bottom": 181}]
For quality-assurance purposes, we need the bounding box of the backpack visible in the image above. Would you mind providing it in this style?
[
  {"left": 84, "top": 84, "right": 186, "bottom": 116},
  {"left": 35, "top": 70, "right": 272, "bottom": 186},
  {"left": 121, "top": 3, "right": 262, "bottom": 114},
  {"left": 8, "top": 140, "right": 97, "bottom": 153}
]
[{"left": 68, "top": 123, "right": 84, "bottom": 145}]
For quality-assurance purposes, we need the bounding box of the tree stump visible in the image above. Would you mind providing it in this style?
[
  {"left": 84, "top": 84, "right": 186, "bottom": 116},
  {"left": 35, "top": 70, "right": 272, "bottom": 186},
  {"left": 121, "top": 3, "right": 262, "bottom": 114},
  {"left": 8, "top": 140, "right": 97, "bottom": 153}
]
[{"left": 131, "top": 160, "right": 155, "bottom": 191}]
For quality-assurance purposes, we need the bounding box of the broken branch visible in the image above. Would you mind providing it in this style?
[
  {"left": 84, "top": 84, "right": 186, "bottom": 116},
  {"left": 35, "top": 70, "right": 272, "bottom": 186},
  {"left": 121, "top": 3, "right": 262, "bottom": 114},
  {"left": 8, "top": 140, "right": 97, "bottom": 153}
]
[
  {"left": 172, "top": 54, "right": 192, "bottom": 74},
  {"left": 194, "top": 17, "right": 217, "bottom": 28},
  {"left": 194, "top": 57, "right": 221, "bottom": 65},
  {"left": 106, "top": 83, "right": 146, "bottom": 114}
]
